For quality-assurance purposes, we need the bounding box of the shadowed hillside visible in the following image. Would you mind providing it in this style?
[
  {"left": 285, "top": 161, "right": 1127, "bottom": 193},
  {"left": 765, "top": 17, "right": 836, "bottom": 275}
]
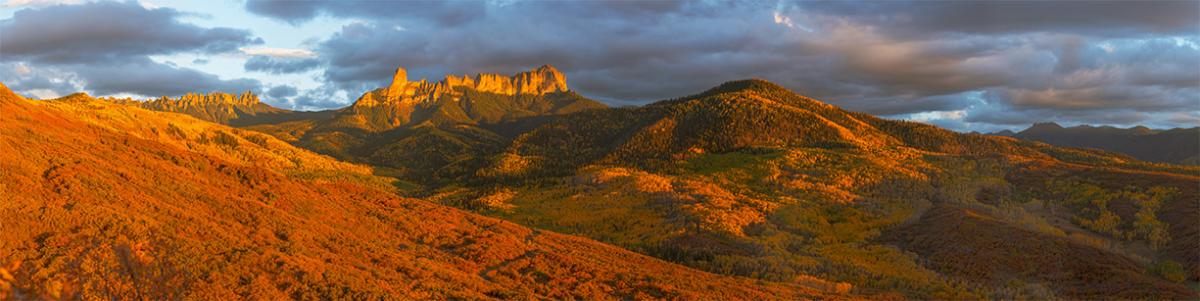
[{"left": 0, "top": 83, "right": 850, "bottom": 300}]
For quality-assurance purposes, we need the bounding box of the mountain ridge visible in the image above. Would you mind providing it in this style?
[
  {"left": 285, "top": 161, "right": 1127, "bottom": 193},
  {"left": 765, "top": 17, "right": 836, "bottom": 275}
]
[
  {"left": 999, "top": 122, "right": 1200, "bottom": 164},
  {"left": 136, "top": 91, "right": 291, "bottom": 124}
]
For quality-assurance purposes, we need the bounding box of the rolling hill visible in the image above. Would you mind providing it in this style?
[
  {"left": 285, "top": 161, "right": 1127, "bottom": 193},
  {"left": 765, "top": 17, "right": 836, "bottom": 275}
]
[{"left": 0, "top": 83, "right": 850, "bottom": 300}]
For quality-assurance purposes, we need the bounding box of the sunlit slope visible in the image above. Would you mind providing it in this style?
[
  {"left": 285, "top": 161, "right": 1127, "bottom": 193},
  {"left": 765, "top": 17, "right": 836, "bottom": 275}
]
[{"left": 0, "top": 84, "right": 847, "bottom": 300}]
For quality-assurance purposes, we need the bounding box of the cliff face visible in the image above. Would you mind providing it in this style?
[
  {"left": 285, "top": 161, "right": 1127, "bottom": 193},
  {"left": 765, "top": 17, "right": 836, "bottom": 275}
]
[
  {"left": 357, "top": 65, "right": 570, "bottom": 108},
  {"left": 339, "top": 64, "right": 600, "bottom": 131}
]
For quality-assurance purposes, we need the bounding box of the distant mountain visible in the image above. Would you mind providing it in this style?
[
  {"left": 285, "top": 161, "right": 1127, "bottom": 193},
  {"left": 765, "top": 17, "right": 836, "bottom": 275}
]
[
  {"left": 138, "top": 91, "right": 282, "bottom": 125},
  {"left": 1000, "top": 122, "right": 1199, "bottom": 164},
  {"left": 0, "top": 82, "right": 840, "bottom": 300}
]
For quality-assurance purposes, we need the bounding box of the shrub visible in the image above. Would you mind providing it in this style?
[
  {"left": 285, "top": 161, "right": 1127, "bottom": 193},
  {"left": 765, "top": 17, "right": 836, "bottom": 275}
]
[
  {"left": 1149, "top": 260, "right": 1187, "bottom": 283},
  {"left": 211, "top": 131, "right": 239, "bottom": 148}
]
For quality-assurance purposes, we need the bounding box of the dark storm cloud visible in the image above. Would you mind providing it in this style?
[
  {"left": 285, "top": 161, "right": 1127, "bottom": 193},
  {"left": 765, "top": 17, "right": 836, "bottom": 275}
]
[
  {"left": 0, "top": 1, "right": 265, "bottom": 98},
  {"left": 0, "top": 1, "right": 261, "bottom": 63},
  {"left": 244, "top": 56, "right": 322, "bottom": 74}
]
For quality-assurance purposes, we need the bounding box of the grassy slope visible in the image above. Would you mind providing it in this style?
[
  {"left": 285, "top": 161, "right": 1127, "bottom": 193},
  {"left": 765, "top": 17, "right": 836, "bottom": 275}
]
[{"left": 0, "top": 84, "right": 846, "bottom": 300}]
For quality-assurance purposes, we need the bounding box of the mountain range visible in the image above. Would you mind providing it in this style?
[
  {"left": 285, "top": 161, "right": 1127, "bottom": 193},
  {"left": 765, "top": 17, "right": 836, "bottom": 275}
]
[
  {"left": 996, "top": 123, "right": 1199, "bottom": 165},
  {"left": 2, "top": 65, "right": 1197, "bottom": 299}
]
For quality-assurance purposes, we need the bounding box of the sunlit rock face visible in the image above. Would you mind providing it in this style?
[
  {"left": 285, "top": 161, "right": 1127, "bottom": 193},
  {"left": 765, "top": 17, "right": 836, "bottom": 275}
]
[
  {"left": 356, "top": 65, "right": 570, "bottom": 108},
  {"left": 336, "top": 64, "right": 602, "bottom": 132}
]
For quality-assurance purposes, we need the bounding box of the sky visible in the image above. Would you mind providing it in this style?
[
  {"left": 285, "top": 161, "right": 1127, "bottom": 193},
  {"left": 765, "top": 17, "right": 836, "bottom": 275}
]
[{"left": 1, "top": 0, "right": 1197, "bottom": 132}]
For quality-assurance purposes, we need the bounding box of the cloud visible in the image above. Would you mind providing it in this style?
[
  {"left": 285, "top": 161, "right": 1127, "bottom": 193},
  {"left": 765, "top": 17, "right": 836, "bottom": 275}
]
[
  {"left": 71, "top": 57, "right": 261, "bottom": 97},
  {"left": 799, "top": 1, "right": 1200, "bottom": 37},
  {"left": 1, "top": 0, "right": 81, "bottom": 8},
  {"left": 3, "top": 1, "right": 1196, "bottom": 130},
  {"left": 0, "top": 62, "right": 80, "bottom": 98},
  {"left": 244, "top": 0, "right": 486, "bottom": 26},
  {"left": 0, "top": 1, "right": 264, "bottom": 98},
  {"left": 239, "top": 47, "right": 316, "bottom": 58},
  {"left": 288, "top": 0, "right": 1197, "bottom": 131},
  {"left": 0, "top": 1, "right": 261, "bottom": 63},
  {"left": 285, "top": 84, "right": 351, "bottom": 110},
  {"left": 244, "top": 56, "right": 321, "bottom": 74},
  {"left": 266, "top": 85, "right": 298, "bottom": 99}
]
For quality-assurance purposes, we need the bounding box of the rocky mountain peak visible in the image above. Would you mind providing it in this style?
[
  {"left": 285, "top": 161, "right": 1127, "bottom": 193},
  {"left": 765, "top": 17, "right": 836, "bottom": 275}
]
[
  {"left": 385, "top": 67, "right": 422, "bottom": 100},
  {"left": 513, "top": 64, "right": 568, "bottom": 95},
  {"left": 1026, "top": 122, "right": 1064, "bottom": 131}
]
